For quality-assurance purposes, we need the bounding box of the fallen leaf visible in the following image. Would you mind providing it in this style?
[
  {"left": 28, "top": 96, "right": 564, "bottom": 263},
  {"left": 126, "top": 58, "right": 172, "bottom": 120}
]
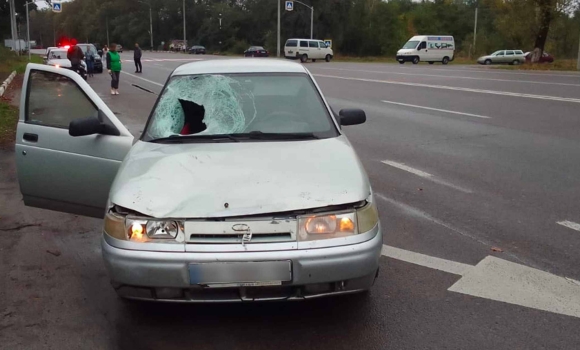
[
  {"left": 491, "top": 247, "right": 503, "bottom": 252},
  {"left": 46, "top": 249, "right": 61, "bottom": 257}
]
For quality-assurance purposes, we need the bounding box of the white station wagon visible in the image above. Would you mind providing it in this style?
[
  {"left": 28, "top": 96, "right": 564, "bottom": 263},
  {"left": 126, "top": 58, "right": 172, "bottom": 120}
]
[{"left": 15, "top": 60, "right": 382, "bottom": 302}]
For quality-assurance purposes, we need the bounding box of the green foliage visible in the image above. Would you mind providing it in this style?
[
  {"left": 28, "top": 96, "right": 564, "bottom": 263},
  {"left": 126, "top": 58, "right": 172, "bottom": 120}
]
[{"left": 2, "top": 0, "right": 579, "bottom": 58}]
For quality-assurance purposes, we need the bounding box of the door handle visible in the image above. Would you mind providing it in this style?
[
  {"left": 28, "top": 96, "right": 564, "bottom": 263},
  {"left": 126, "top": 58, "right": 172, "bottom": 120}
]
[{"left": 23, "top": 133, "right": 38, "bottom": 142}]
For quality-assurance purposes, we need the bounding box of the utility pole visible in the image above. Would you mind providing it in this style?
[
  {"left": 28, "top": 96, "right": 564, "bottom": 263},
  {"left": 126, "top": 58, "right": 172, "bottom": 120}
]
[
  {"left": 277, "top": 0, "right": 280, "bottom": 57},
  {"left": 26, "top": 2, "right": 30, "bottom": 60},
  {"left": 294, "top": 1, "right": 314, "bottom": 39},
  {"left": 577, "top": 26, "right": 580, "bottom": 70},
  {"left": 149, "top": 6, "right": 153, "bottom": 50},
  {"left": 9, "top": 0, "right": 20, "bottom": 55},
  {"left": 106, "top": 17, "right": 109, "bottom": 46},
  {"left": 473, "top": 7, "right": 478, "bottom": 57},
  {"left": 183, "top": 0, "right": 186, "bottom": 50}
]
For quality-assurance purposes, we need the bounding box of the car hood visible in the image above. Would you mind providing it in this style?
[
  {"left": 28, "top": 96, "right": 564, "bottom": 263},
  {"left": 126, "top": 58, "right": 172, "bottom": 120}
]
[
  {"left": 397, "top": 49, "right": 414, "bottom": 55},
  {"left": 47, "top": 59, "right": 86, "bottom": 68},
  {"left": 477, "top": 55, "right": 492, "bottom": 60},
  {"left": 109, "top": 136, "right": 371, "bottom": 218}
]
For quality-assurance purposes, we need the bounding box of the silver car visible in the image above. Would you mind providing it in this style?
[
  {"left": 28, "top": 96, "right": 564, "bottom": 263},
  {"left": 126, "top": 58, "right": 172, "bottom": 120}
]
[
  {"left": 15, "top": 60, "right": 382, "bottom": 302},
  {"left": 477, "top": 50, "right": 525, "bottom": 65}
]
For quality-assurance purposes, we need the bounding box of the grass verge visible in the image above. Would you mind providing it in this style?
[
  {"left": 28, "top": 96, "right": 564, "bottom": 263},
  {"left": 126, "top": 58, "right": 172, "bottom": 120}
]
[
  {"left": 0, "top": 45, "right": 43, "bottom": 78},
  {"left": 0, "top": 101, "right": 18, "bottom": 147},
  {"left": 491, "top": 59, "right": 578, "bottom": 72}
]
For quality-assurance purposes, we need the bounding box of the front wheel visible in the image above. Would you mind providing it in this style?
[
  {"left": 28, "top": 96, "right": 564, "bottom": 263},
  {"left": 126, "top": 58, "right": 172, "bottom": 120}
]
[
  {"left": 512, "top": 60, "right": 520, "bottom": 65},
  {"left": 412, "top": 57, "right": 419, "bottom": 64},
  {"left": 484, "top": 59, "right": 492, "bottom": 65},
  {"left": 442, "top": 57, "right": 450, "bottom": 65},
  {"left": 300, "top": 54, "right": 308, "bottom": 63},
  {"left": 325, "top": 54, "right": 331, "bottom": 62}
]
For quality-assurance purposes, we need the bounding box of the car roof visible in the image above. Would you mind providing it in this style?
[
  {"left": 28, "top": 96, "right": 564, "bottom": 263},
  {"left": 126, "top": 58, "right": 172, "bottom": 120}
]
[
  {"left": 172, "top": 59, "right": 307, "bottom": 75},
  {"left": 286, "top": 38, "right": 322, "bottom": 41}
]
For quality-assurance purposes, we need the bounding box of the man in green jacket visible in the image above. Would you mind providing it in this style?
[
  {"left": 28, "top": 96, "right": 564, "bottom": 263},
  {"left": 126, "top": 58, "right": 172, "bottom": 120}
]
[{"left": 106, "top": 43, "right": 122, "bottom": 95}]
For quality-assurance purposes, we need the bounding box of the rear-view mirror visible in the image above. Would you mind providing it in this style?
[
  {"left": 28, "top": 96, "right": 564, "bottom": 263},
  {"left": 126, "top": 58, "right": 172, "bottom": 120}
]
[
  {"left": 69, "top": 110, "right": 120, "bottom": 137},
  {"left": 339, "top": 109, "right": 366, "bottom": 126}
]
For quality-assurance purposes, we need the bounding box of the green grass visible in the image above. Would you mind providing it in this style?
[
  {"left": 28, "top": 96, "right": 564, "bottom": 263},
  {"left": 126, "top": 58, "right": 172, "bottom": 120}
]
[
  {"left": 491, "top": 59, "right": 578, "bottom": 72},
  {"left": 0, "top": 102, "right": 18, "bottom": 147},
  {"left": 0, "top": 45, "right": 42, "bottom": 77}
]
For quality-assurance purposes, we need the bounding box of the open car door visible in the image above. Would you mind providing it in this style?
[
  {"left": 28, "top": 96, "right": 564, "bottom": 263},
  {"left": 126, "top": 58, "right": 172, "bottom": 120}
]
[{"left": 15, "top": 64, "right": 134, "bottom": 218}]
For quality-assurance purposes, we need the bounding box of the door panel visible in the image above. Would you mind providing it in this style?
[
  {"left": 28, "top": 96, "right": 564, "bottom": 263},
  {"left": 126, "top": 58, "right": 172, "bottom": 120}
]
[{"left": 15, "top": 64, "right": 134, "bottom": 218}]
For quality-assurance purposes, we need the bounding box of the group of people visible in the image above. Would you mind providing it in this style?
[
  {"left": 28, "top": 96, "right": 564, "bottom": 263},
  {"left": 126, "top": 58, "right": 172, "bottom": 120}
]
[{"left": 66, "top": 40, "right": 144, "bottom": 96}]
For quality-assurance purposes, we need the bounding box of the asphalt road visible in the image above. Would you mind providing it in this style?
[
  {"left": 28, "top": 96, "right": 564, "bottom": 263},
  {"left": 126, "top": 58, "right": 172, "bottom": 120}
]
[{"left": 1, "top": 52, "right": 580, "bottom": 349}]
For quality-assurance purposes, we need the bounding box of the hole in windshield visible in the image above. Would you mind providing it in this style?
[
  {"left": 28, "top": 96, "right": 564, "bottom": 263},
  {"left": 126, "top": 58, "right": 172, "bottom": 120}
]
[{"left": 143, "top": 73, "right": 338, "bottom": 141}]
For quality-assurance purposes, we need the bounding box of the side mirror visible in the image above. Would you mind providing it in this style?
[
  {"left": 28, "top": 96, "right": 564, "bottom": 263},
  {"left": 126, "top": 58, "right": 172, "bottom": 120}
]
[
  {"left": 69, "top": 111, "right": 120, "bottom": 137},
  {"left": 97, "top": 50, "right": 103, "bottom": 55},
  {"left": 339, "top": 109, "right": 366, "bottom": 126}
]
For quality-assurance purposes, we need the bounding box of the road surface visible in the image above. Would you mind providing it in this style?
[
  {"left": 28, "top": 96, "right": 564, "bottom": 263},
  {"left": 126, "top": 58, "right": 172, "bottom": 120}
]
[{"left": 1, "top": 52, "right": 580, "bottom": 349}]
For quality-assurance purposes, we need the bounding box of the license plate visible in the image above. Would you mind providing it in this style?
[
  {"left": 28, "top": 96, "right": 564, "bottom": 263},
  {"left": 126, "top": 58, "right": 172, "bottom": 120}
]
[
  {"left": 288, "top": 50, "right": 293, "bottom": 54},
  {"left": 189, "top": 261, "right": 292, "bottom": 287}
]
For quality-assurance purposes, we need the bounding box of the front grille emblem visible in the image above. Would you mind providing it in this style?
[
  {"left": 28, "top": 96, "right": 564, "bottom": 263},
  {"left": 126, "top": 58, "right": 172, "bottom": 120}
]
[{"left": 232, "top": 224, "right": 252, "bottom": 247}]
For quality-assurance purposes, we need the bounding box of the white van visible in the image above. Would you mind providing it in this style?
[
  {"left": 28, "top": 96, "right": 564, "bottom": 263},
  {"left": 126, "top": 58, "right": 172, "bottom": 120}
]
[
  {"left": 284, "top": 39, "right": 334, "bottom": 63},
  {"left": 396, "top": 35, "right": 455, "bottom": 65}
]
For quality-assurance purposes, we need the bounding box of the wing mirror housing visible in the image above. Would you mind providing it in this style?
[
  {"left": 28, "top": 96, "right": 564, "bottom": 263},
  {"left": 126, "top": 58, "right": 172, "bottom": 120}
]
[
  {"left": 339, "top": 109, "right": 366, "bottom": 126},
  {"left": 69, "top": 110, "right": 120, "bottom": 137}
]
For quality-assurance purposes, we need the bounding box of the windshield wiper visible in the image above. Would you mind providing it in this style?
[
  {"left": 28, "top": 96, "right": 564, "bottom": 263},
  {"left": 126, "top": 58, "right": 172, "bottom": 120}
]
[
  {"left": 150, "top": 134, "right": 240, "bottom": 143},
  {"left": 149, "top": 132, "right": 319, "bottom": 143}
]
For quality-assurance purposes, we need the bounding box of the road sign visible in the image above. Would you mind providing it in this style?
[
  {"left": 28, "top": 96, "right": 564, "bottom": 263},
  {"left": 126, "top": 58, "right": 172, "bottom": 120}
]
[
  {"left": 324, "top": 39, "right": 332, "bottom": 49},
  {"left": 285, "top": 1, "right": 293, "bottom": 11},
  {"left": 52, "top": 1, "right": 62, "bottom": 13}
]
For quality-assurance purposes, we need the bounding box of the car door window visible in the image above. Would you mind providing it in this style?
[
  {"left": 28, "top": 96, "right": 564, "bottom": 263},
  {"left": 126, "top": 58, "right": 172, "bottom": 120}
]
[
  {"left": 300, "top": 41, "right": 308, "bottom": 48},
  {"left": 418, "top": 41, "right": 427, "bottom": 50},
  {"left": 496, "top": 51, "right": 504, "bottom": 56},
  {"left": 309, "top": 41, "right": 318, "bottom": 48},
  {"left": 506, "top": 51, "right": 514, "bottom": 56},
  {"left": 26, "top": 70, "right": 98, "bottom": 129},
  {"left": 319, "top": 41, "right": 326, "bottom": 48}
]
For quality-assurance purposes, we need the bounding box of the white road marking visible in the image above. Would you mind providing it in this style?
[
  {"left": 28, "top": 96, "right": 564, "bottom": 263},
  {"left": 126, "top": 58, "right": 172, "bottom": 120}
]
[
  {"left": 314, "top": 67, "right": 580, "bottom": 87},
  {"left": 448, "top": 256, "right": 580, "bottom": 319},
  {"left": 381, "top": 160, "right": 472, "bottom": 193},
  {"left": 123, "top": 72, "right": 163, "bottom": 87},
  {"left": 557, "top": 220, "right": 580, "bottom": 232},
  {"left": 313, "top": 74, "right": 580, "bottom": 103},
  {"left": 382, "top": 245, "right": 473, "bottom": 275},
  {"left": 314, "top": 66, "right": 580, "bottom": 87},
  {"left": 381, "top": 100, "right": 491, "bottom": 119}
]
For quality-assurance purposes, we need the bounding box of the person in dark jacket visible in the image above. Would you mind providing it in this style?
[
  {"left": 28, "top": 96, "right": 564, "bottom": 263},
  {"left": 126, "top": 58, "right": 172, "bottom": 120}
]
[
  {"left": 67, "top": 39, "right": 84, "bottom": 74},
  {"left": 106, "top": 43, "right": 122, "bottom": 95},
  {"left": 134, "top": 43, "right": 142, "bottom": 73}
]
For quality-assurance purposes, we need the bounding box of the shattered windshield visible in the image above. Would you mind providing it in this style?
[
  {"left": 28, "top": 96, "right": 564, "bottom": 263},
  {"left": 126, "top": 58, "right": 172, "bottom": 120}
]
[{"left": 143, "top": 73, "right": 338, "bottom": 141}]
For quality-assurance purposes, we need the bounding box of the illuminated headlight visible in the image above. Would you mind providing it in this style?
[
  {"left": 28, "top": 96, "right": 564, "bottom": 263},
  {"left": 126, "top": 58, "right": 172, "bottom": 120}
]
[
  {"left": 103, "top": 212, "right": 184, "bottom": 243},
  {"left": 298, "top": 197, "right": 379, "bottom": 241}
]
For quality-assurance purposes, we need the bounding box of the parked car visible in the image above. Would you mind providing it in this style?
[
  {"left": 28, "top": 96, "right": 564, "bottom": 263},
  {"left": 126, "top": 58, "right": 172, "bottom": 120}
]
[
  {"left": 43, "top": 46, "right": 58, "bottom": 64},
  {"left": 396, "top": 35, "right": 455, "bottom": 65},
  {"left": 284, "top": 39, "right": 333, "bottom": 63},
  {"left": 188, "top": 45, "right": 206, "bottom": 54},
  {"left": 477, "top": 50, "right": 525, "bottom": 65},
  {"left": 45, "top": 48, "right": 87, "bottom": 80},
  {"left": 244, "top": 46, "right": 269, "bottom": 57},
  {"left": 77, "top": 43, "right": 103, "bottom": 73},
  {"left": 524, "top": 51, "right": 554, "bottom": 63},
  {"left": 15, "top": 60, "right": 381, "bottom": 302}
]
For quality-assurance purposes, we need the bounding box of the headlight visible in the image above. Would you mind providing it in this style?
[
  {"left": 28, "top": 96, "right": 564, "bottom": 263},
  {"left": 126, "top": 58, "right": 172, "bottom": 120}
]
[
  {"left": 103, "top": 210, "right": 184, "bottom": 243},
  {"left": 298, "top": 197, "right": 379, "bottom": 241}
]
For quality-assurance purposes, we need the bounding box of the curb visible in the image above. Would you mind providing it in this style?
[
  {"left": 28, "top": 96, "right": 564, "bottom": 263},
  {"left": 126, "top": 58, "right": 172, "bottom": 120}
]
[{"left": 0, "top": 71, "right": 17, "bottom": 98}]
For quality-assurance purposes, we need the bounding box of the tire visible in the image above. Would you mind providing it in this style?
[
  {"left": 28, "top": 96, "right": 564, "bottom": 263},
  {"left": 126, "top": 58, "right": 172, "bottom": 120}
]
[
  {"left": 484, "top": 59, "right": 492, "bottom": 65},
  {"left": 398, "top": 61, "right": 404, "bottom": 64},
  {"left": 512, "top": 60, "right": 520, "bottom": 65},
  {"left": 442, "top": 56, "right": 449, "bottom": 65},
  {"left": 325, "top": 54, "right": 331, "bottom": 62},
  {"left": 312, "top": 59, "right": 316, "bottom": 62},
  {"left": 428, "top": 61, "right": 434, "bottom": 65},
  {"left": 412, "top": 56, "right": 419, "bottom": 64},
  {"left": 300, "top": 54, "right": 308, "bottom": 63}
]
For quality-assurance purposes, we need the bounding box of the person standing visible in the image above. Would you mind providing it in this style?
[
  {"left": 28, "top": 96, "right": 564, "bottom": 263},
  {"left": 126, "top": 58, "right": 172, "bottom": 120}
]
[
  {"left": 85, "top": 47, "right": 95, "bottom": 77},
  {"left": 106, "top": 43, "right": 122, "bottom": 95},
  {"left": 134, "top": 43, "right": 142, "bottom": 73},
  {"left": 67, "top": 39, "right": 84, "bottom": 75}
]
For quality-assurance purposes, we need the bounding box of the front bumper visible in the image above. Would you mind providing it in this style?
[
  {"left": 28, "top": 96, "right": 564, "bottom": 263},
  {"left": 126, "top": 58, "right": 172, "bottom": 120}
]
[
  {"left": 102, "top": 224, "right": 382, "bottom": 302},
  {"left": 396, "top": 55, "right": 415, "bottom": 62}
]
